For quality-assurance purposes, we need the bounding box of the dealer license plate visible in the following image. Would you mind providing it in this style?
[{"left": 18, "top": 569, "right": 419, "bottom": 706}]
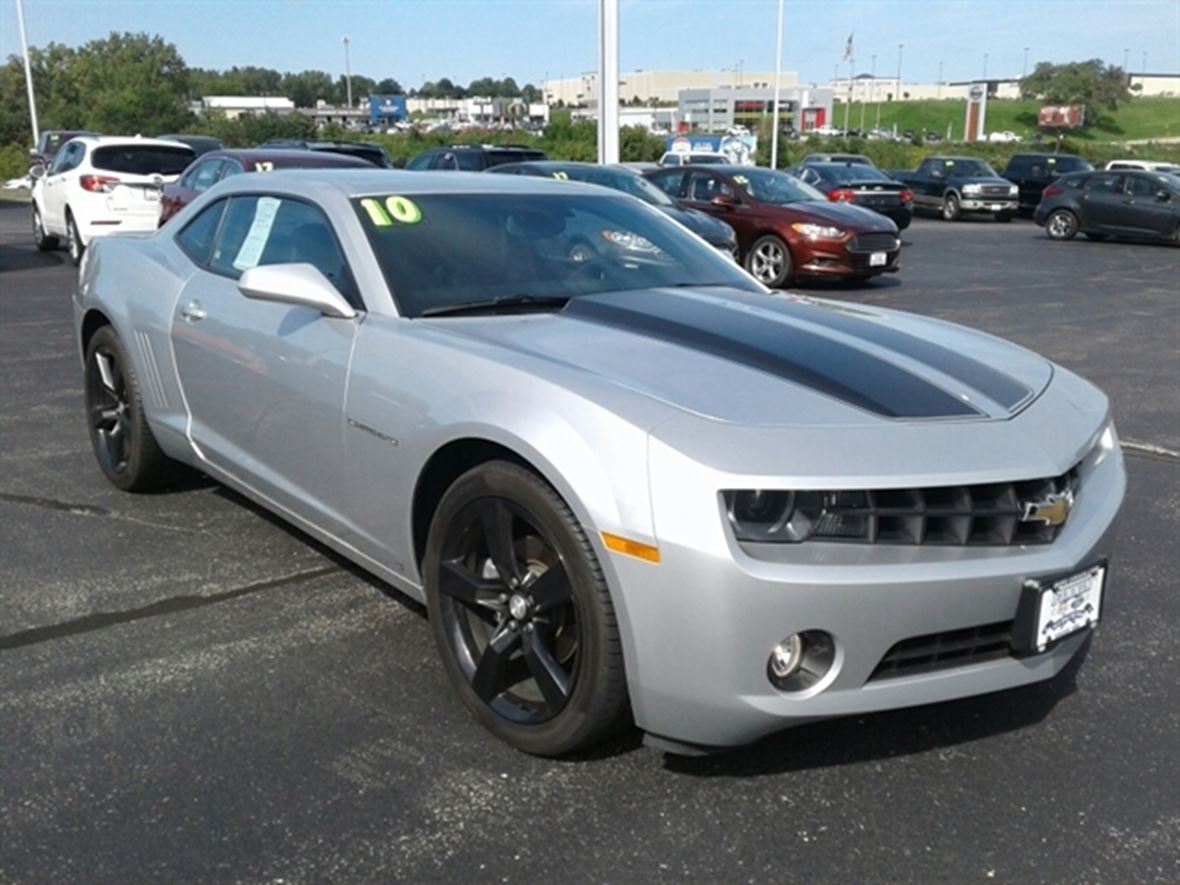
[
  {"left": 870, "top": 251, "right": 887, "bottom": 267},
  {"left": 144, "top": 187, "right": 161, "bottom": 201},
  {"left": 988, "top": 203, "right": 1004, "bottom": 211},
  {"left": 1025, "top": 563, "right": 1105, "bottom": 652}
]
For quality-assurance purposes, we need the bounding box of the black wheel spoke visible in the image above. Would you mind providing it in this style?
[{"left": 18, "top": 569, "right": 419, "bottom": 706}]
[
  {"left": 479, "top": 498, "right": 521, "bottom": 585},
  {"left": 438, "top": 560, "right": 504, "bottom": 624},
  {"left": 471, "top": 623, "right": 521, "bottom": 702},
  {"left": 527, "top": 564, "right": 571, "bottom": 611},
  {"left": 89, "top": 405, "right": 118, "bottom": 430},
  {"left": 522, "top": 630, "right": 572, "bottom": 712}
]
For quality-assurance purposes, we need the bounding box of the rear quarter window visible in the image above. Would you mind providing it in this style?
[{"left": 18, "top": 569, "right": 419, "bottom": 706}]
[
  {"left": 175, "top": 198, "right": 227, "bottom": 266},
  {"left": 92, "top": 146, "right": 194, "bottom": 176}
]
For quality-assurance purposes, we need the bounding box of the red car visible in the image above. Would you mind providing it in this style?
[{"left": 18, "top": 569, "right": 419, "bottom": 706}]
[
  {"left": 645, "top": 165, "right": 901, "bottom": 287},
  {"left": 158, "top": 149, "right": 371, "bottom": 225}
]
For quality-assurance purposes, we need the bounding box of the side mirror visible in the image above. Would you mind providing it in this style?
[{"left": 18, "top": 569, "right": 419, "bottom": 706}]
[
  {"left": 237, "top": 263, "right": 357, "bottom": 319},
  {"left": 28, "top": 165, "right": 45, "bottom": 180},
  {"left": 1156, "top": 190, "right": 1171, "bottom": 202},
  {"left": 711, "top": 194, "right": 736, "bottom": 209}
]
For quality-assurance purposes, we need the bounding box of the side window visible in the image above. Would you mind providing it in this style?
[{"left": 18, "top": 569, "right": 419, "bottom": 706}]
[
  {"left": 916, "top": 159, "right": 936, "bottom": 177},
  {"left": 175, "top": 198, "right": 227, "bottom": 266},
  {"left": 1084, "top": 174, "right": 1121, "bottom": 194},
  {"left": 185, "top": 159, "right": 225, "bottom": 193},
  {"left": 50, "top": 143, "right": 80, "bottom": 175},
  {"left": 1005, "top": 157, "right": 1027, "bottom": 177},
  {"left": 649, "top": 170, "right": 687, "bottom": 198},
  {"left": 455, "top": 152, "right": 484, "bottom": 171},
  {"left": 688, "top": 173, "right": 734, "bottom": 202},
  {"left": 406, "top": 152, "right": 434, "bottom": 171},
  {"left": 208, "top": 195, "right": 360, "bottom": 306},
  {"left": 220, "top": 158, "right": 244, "bottom": 180},
  {"left": 1125, "top": 175, "right": 1156, "bottom": 197},
  {"left": 431, "top": 152, "right": 459, "bottom": 170},
  {"left": 800, "top": 168, "right": 819, "bottom": 185}
]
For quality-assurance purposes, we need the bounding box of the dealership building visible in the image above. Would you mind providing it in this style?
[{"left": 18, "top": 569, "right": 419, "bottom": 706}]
[{"left": 677, "top": 85, "right": 836, "bottom": 134}]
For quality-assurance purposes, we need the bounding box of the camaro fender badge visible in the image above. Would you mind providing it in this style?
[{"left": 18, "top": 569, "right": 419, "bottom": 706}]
[
  {"left": 347, "top": 417, "right": 399, "bottom": 446},
  {"left": 1020, "top": 489, "right": 1074, "bottom": 526}
]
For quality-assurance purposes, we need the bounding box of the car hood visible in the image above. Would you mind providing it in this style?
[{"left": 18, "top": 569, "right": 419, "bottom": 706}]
[
  {"left": 953, "top": 176, "right": 1014, "bottom": 187},
  {"left": 429, "top": 288, "right": 1053, "bottom": 427},
  {"left": 763, "top": 200, "right": 898, "bottom": 231},
  {"left": 660, "top": 205, "right": 734, "bottom": 246}
]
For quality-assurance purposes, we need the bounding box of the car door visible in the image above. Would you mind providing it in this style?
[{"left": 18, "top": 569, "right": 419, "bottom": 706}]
[
  {"left": 1119, "top": 173, "right": 1176, "bottom": 237},
  {"left": 41, "top": 142, "right": 83, "bottom": 233},
  {"left": 170, "top": 192, "right": 363, "bottom": 533},
  {"left": 913, "top": 159, "right": 944, "bottom": 209},
  {"left": 1078, "top": 173, "right": 1126, "bottom": 232}
]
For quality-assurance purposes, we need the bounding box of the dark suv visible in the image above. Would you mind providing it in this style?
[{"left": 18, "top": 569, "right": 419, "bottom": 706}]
[
  {"left": 257, "top": 138, "right": 393, "bottom": 168},
  {"left": 406, "top": 144, "right": 548, "bottom": 171},
  {"left": 1002, "top": 153, "right": 1093, "bottom": 213}
]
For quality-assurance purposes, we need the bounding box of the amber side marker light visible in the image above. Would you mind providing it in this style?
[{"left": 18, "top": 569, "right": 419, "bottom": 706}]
[{"left": 601, "top": 532, "right": 661, "bottom": 564}]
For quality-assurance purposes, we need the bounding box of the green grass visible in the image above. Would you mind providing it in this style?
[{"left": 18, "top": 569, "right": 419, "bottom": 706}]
[{"left": 834, "top": 97, "right": 1180, "bottom": 142}]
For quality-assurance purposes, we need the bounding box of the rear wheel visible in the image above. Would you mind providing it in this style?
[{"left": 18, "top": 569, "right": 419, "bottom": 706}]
[
  {"left": 66, "top": 211, "right": 84, "bottom": 266},
  {"left": 941, "top": 193, "right": 962, "bottom": 221},
  {"left": 1045, "top": 209, "right": 1079, "bottom": 241},
  {"left": 424, "top": 461, "right": 629, "bottom": 756},
  {"left": 32, "top": 204, "right": 59, "bottom": 251},
  {"left": 83, "top": 326, "right": 181, "bottom": 491},
  {"left": 745, "top": 234, "right": 793, "bottom": 288}
]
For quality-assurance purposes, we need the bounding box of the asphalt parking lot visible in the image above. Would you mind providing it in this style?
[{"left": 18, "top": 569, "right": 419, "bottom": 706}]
[{"left": 1, "top": 200, "right": 1178, "bottom": 883}]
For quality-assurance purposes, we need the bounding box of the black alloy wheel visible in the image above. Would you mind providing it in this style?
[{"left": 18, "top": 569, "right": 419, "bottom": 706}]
[
  {"left": 424, "top": 461, "right": 628, "bottom": 755},
  {"left": 83, "top": 326, "right": 178, "bottom": 491}
]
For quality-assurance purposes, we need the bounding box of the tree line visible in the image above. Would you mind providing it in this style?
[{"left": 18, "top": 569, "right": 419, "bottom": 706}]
[{"left": 0, "top": 31, "right": 542, "bottom": 149}]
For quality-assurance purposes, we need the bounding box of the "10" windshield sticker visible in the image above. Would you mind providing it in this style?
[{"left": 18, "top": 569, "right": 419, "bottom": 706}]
[{"left": 361, "top": 196, "right": 423, "bottom": 227}]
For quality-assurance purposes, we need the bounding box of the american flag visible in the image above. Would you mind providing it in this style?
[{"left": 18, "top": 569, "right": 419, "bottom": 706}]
[{"left": 843, "top": 33, "right": 854, "bottom": 61}]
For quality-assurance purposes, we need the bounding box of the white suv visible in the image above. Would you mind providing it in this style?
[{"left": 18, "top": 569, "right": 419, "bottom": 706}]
[{"left": 30, "top": 136, "right": 194, "bottom": 265}]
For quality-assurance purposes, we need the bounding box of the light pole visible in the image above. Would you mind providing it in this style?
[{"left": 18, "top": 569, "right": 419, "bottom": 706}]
[
  {"left": 14, "top": 0, "right": 39, "bottom": 145},
  {"left": 982, "top": 53, "right": 988, "bottom": 81},
  {"left": 872, "top": 54, "right": 881, "bottom": 130},
  {"left": 342, "top": 36, "right": 353, "bottom": 110},
  {"left": 770, "top": 0, "right": 784, "bottom": 169},
  {"left": 896, "top": 43, "right": 903, "bottom": 102},
  {"left": 937, "top": 60, "right": 944, "bottom": 99},
  {"left": 1022, "top": 47, "right": 1030, "bottom": 79},
  {"left": 1142, "top": 50, "right": 1147, "bottom": 73}
]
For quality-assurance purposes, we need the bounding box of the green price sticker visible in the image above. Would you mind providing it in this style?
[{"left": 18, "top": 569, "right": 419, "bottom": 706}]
[{"left": 360, "top": 196, "right": 423, "bottom": 227}]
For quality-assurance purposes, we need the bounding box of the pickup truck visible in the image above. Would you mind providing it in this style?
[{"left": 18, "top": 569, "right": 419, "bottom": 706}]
[{"left": 891, "top": 156, "right": 1019, "bottom": 222}]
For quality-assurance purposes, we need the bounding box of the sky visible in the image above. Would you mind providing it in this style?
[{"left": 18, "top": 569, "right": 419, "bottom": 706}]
[{"left": 1, "top": 0, "right": 1178, "bottom": 89}]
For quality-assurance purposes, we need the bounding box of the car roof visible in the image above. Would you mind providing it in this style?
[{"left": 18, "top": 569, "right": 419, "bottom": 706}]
[
  {"left": 211, "top": 168, "right": 615, "bottom": 200},
  {"left": 202, "top": 149, "right": 371, "bottom": 167},
  {"left": 70, "top": 135, "right": 194, "bottom": 150}
]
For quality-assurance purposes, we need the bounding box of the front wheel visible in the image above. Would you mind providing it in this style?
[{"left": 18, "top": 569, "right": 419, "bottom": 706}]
[
  {"left": 66, "top": 211, "right": 85, "bottom": 266},
  {"left": 32, "top": 205, "right": 59, "bottom": 251},
  {"left": 745, "top": 234, "right": 793, "bottom": 288},
  {"left": 1045, "top": 209, "right": 1079, "bottom": 241},
  {"left": 424, "top": 461, "right": 629, "bottom": 756},
  {"left": 83, "top": 326, "right": 181, "bottom": 491},
  {"left": 941, "top": 193, "right": 962, "bottom": 221}
]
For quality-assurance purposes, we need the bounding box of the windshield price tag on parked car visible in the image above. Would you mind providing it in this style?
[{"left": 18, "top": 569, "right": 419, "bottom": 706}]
[{"left": 360, "top": 196, "right": 423, "bottom": 227}]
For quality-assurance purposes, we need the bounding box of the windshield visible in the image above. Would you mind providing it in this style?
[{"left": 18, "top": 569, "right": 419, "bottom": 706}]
[
  {"left": 91, "top": 145, "right": 193, "bottom": 176},
  {"left": 951, "top": 159, "right": 1000, "bottom": 178},
  {"left": 559, "top": 168, "right": 674, "bottom": 207},
  {"left": 355, "top": 192, "right": 761, "bottom": 318},
  {"left": 815, "top": 164, "right": 892, "bottom": 184},
  {"left": 1046, "top": 156, "right": 1093, "bottom": 174},
  {"left": 737, "top": 169, "right": 826, "bottom": 204}
]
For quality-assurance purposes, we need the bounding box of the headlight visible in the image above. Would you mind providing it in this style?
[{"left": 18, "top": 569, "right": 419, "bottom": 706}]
[
  {"left": 1009, "top": 185, "right": 1019, "bottom": 196},
  {"left": 724, "top": 490, "right": 871, "bottom": 543},
  {"left": 601, "top": 229, "right": 661, "bottom": 254},
  {"left": 790, "top": 222, "right": 846, "bottom": 240},
  {"left": 962, "top": 184, "right": 982, "bottom": 194}
]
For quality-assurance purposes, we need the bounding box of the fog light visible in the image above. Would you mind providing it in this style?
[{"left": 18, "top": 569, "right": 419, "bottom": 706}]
[{"left": 769, "top": 634, "right": 804, "bottom": 679}]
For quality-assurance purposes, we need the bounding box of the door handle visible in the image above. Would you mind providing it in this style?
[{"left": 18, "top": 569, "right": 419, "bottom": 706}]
[{"left": 180, "top": 300, "right": 207, "bottom": 322}]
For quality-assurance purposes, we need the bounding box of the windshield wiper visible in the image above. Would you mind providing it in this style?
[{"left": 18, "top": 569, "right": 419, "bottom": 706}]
[{"left": 420, "top": 294, "right": 571, "bottom": 318}]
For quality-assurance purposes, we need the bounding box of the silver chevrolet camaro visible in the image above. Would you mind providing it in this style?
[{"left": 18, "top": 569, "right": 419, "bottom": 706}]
[{"left": 73, "top": 169, "right": 1125, "bottom": 756}]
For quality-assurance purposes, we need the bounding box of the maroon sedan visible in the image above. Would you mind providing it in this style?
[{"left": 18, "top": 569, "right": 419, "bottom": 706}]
[
  {"left": 646, "top": 165, "right": 901, "bottom": 287},
  {"left": 158, "top": 149, "right": 370, "bottom": 225}
]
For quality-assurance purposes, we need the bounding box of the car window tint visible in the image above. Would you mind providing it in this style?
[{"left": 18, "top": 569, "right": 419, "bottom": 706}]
[
  {"left": 688, "top": 173, "right": 734, "bottom": 202},
  {"left": 1084, "top": 174, "right": 1121, "bottom": 193},
  {"left": 176, "top": 198, "right": 226, "bottom": 266},
  {"left": 455, "top": 152, "right": 483, "bottom": 171},
  {"left": 209, "top": 195, "right": 359, "bottom": 305},
  {"left": 186, "top": 159, "right": 224, "bottom": 192},
  {"left": 91, "top": 146, "right": 193, "bottom": 176},
  {"left": 649, "top": 171, "right": 687, "bottom": 197},
  {"left": 50, "top": 143, "right": 81, "bottom": 175},
  {"left": 1125, "top": 175, "right": 1157, "bottom": 197}
]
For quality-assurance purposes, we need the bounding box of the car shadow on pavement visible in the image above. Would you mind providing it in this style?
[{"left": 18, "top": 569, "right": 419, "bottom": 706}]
[
  {"left": 0, "top": 243, "right": 65, "bottom": 273},
  {"left": 661, "top": 637, "right": 1089, "bottom": 777}
]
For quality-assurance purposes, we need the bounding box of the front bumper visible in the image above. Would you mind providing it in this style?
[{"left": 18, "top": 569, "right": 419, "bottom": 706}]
[
  {"left": 959, "top": 196, "right": 1018, "bottom": 214},
  {"left": 795, "top": 237, "right": 901, "bottom": 278},
  {"left": 612, "top": 420, "right": 1125, "bottom": 749}
]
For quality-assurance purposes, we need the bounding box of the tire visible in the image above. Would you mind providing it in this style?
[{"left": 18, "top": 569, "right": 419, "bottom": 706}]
[
  {"left": 424, "top": 461, "right": 629, "bottom": 756},
  {"left": 66, "top": 211, "right": 84, "bottom": 266},
  {"left": 745, "top": 234, "right": 793, "bottom": 288},
  {"left": 32, "top": 204, "right": 59, "bottom": 251},
  {"left": 941, "top": 193, "right": 962, "bottom": 221},
  {"left": 83, "top": 325, "right": 181, "bottom": 492},
  {"left": 1045, "top": 208, "right": 1079, "bottom": 241},
  {"left": 995, "top": 211, "right": 1015, "bottom": 223}
]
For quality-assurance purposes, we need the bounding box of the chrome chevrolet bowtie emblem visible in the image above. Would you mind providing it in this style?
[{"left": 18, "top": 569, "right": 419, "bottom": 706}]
[{"left": 1020, "top": 489, "right": 1074, "bottom": 526}]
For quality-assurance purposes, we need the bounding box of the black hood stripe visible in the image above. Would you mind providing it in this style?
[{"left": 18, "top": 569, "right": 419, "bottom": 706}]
[
  {"left": 564, "top": 291, "right": 982, "bottom": 419},
  {"left": 776, "top": 299, "right": 1032, "bottom": 409}
]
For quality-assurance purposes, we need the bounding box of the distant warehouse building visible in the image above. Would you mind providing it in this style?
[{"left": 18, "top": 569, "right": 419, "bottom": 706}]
[
  {"left": 195, "top": 96, "right": 296, "bottom": 119},
  {"left": 677, "top": 85, "right": 836, "bottom": 135},
  {"left": 545, "top": 69, "right": 800, "bottom": 106}
]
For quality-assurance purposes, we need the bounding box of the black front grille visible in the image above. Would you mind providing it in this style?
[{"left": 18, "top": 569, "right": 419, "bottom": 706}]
[
  {"left": 799, "top": 468, "right": 1078, "bottom": 546},
  {"left": 980, "top": 186, "right": 1013, "bottom": 198},
  {"left": 850, "top": 232, "right": 900, "bottom": 252},
  {"left": 869, "top": 621, "right": 1014, "bottom": 681}
]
